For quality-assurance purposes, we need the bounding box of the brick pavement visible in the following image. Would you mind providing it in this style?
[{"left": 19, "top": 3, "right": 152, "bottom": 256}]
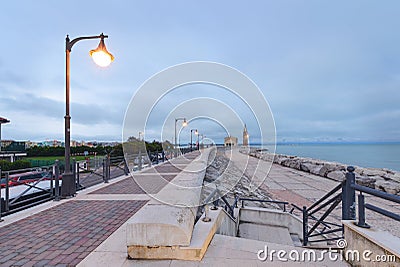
[
  {"left": 143, "top": 162, "right": 183, "bottom": 174},
  {"left": 79, "top": 166, "right": 125, "bottom": 188},
  {"left": 89, "top": 174, "right": 177, "bottom": 195},
  {"left": 0, "top": 200, "right": 147, "bottom": 267}
]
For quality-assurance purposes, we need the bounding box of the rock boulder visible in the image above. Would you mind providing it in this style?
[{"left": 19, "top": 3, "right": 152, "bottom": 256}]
[{"left": 375, "top": 180, "right": 400, "bottom": 195}]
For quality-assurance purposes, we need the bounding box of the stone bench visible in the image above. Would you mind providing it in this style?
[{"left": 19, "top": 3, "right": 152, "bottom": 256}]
[{"left": 126, "top": 148, "right": 215, "bottom": 259}]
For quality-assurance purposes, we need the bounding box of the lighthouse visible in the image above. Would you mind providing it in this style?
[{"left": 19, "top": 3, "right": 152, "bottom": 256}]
[{"left": 243, "top": 124, "right": 249, "bottom": 146}]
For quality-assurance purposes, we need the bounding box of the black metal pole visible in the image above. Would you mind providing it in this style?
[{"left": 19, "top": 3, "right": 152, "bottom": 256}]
[
  {"left": 190, "top": 130, "right": 193, "bottom": 152},
  {"left": 72, "top": 158, "right": 77, "bottom": 190},
  {"left": 0, "top": 167, "right": 2, "bottom": 221},
  {"left": 342, "top": 166, "right": 356, "bottom": 220},
  {"left": 356, "top": 193, "right": 370, "bottom": 228},
  {"left": 50, "top": 168, "right": 54, "bottom": 197},
  {"left": 76, "top": 162, "right": 80, "bottom": 189},
  {"left": 55, "top": 160, "right": 60, "bottom": 201},
  {"left": 302, "top": 206, "right": 308, "bottom": 246},
  {"left": 5, "top": 172, "right": 9, "bottom": 212},
  {"left": 102, "top": 159, "right": 105, "bottom": 182},
  {"left": 106, "top": 154, "right": 110, "bottom": 183},
  {"left": 138, "top": 151, "right": 142, "bottom": 170}
]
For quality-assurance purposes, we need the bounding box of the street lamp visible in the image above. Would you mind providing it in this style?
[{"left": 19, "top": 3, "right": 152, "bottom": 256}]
[
  {"left": 198, "top": 134, "right": 205, "bottom": 150},
  {"left": 174, "top": 118, "right": 187, "bottom": 155},
  {"left": 62, "top": 33, "right": 114, "bottom": 197},
  {"left": 190, "top": 129, "right": 198, "bottom": 151}
]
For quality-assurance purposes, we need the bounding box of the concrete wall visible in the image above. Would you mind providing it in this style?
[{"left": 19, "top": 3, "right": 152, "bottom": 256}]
[
  {"left": 239, "top": 207, "right": 303, "bottom": 237},
  {"left": 216, "top": 209, "right": 237, "bottom": 237},
  {"left": 342, "top": 220, "right": 400, "bottom": 266}
]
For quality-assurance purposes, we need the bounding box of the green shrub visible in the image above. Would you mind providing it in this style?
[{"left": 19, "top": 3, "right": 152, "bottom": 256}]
[
  {"left": 0, "top": 160, "right": 32, "bottom": 171},
  {"left": 0, "top": 160, "right": 12, "bottom": 171},
  {"left": 11, "top": 160, "right": 31, "bottom": 170}
]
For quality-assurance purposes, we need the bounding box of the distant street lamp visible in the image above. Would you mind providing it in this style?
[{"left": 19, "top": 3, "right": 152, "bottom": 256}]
[
  {"left": 0, "top": 117, "right": 10, "bottom": 152},
  {"left": 62, "top": 33, "right": 114, "bottom": 197},
  {"left": 198, "top": 134, "right": 205, "bottom": 150},
  {"left": 190, "top": 129, "right": 198, "bottom": 151},
  {"left": 174, "top": 118, "right": 187, "bottom": 154}
]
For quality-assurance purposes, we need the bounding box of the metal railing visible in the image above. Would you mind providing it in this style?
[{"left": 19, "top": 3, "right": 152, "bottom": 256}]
[
  {"left": 1, "top": 163, "right": 61, "bottom": 218},
  {"left": 1, "top": 150, "right": 196, "bottom": 219},
  {"left": 344, "top": 166, "right": 400, "bottom": 228},
  {"left": 239, "top": 197, "right": 289, "bottom": 212},
  {"left": 291, "top": 181, "right": 345, "bottom": 246},
  {"left": 200, "top": 188, "right": 237, "bottom": 221},
  {"left": 292, "top": 166, "right": 400, "bottom": 246}
]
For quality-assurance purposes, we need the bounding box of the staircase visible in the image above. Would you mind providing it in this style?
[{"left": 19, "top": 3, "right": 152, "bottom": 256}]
[
  {"left": 237, "top": 206, "right": 303, "bottom": 247},
  {"left": 209, "top": 206, "right": 349, "bottom": 266}
]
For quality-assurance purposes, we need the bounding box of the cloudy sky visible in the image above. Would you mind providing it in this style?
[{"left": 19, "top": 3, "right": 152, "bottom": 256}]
[{"left": 0, "top": 1, "right": 399, "bottom": 144}]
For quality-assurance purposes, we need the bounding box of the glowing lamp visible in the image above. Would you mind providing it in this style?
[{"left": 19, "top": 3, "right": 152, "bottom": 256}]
[{"left": 90, "top": 37, "right": 114, "bottom": 67}]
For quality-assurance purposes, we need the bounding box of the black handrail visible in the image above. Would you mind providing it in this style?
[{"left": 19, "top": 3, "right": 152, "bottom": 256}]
[
  {"left": 300, "top": 180, "right": 344, "bottom": 246},
  {"left": 307, "top": 182, "right": 343, "bottom": 212},
  {"left": 1, "top": 164, "right": 60, "bottom": 217},
  {"left": 344, "top": 168, "right": 400, "bottom": 227},
  {"left": 239, "top": 198, "right": 289, "bottom": 212},
  {"left": 200, "top": 188, "right": 237, "bottom": 219},
  {"left": 351, "top": 183, "right": 400, "bottom": 204}
]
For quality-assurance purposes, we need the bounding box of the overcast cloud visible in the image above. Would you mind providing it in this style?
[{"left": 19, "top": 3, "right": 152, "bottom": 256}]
[{"left": 0, "top": 1, "right": 399, "bottom": 143}]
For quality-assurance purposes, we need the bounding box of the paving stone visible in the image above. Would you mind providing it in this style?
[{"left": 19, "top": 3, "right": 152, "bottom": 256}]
[
  {"left": 89, "top": 173, "right": 178, "bottom": 195},
  {"left": 0, "top": 200, "right": 147, "bottom": 266}
]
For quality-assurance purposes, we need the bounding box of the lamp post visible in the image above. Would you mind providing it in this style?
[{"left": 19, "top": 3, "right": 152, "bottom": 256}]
[
  {"left": 197, "top": 133, "right": 203, "bottom": 150},
  {"left": 198, "top": 134, "right": 205, "bottom": 150},
  {"left": 174, "top": 118, "right": 187, "bottom": 156},
  {"left": 62, "top": 33, "right": 114, "bottom": 197},
  {"left": 190, "top": 129, "right": 198, "bottom": 151}
]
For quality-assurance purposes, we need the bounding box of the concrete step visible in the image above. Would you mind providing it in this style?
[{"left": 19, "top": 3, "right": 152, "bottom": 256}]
[
  {"left": 290, "top": 233, "right": 302, "bottom": 247},
  {"left": 200, "top": 234, "right": 351, "bottom": 266},
  {"left": 238, "top": 223, "right": 293, "bottom": 246}
]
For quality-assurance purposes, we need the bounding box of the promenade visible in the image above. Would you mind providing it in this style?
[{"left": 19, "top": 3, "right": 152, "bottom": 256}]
[{"left": 0, "top": 148, "right": 398, "bottom": 266}]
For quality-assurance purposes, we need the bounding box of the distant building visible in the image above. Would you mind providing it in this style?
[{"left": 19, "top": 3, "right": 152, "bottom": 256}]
[
  {"left": 25, "top": 141, "right": 38, "bottom": 148},
  {"left": 0, "top": 116, "right": 10, "bottom": 152},
  {"left": 1, "top": 139, "right": 14, "bottom": 149},
  {"left": 38, "top": 140, "right": 64, "bottom": 147},
  {"left": 224, "top": 136, "right": 238, "bottom": 147},
  {"left": 243, "top": 124, "right": 249, "bottom": 146}
]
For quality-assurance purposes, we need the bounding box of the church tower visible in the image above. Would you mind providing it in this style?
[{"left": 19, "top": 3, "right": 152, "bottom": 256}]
[{"left": 243, "top": 124, "right": 249, "bottom": 146}]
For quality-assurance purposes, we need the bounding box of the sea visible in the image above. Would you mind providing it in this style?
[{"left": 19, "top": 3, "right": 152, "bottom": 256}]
[{"left": 253, "top": 143, "right": 400, "bottom": 172}]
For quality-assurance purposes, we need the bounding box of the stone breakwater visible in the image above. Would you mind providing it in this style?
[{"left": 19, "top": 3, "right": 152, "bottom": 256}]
[{"left": 245, "top": 149, "right": 400, "bottom": 196}]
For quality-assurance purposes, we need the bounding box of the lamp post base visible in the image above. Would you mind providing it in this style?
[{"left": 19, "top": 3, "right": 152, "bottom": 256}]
[{"left": 60, "top": 173, "right": 76, "bottom": 197}]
